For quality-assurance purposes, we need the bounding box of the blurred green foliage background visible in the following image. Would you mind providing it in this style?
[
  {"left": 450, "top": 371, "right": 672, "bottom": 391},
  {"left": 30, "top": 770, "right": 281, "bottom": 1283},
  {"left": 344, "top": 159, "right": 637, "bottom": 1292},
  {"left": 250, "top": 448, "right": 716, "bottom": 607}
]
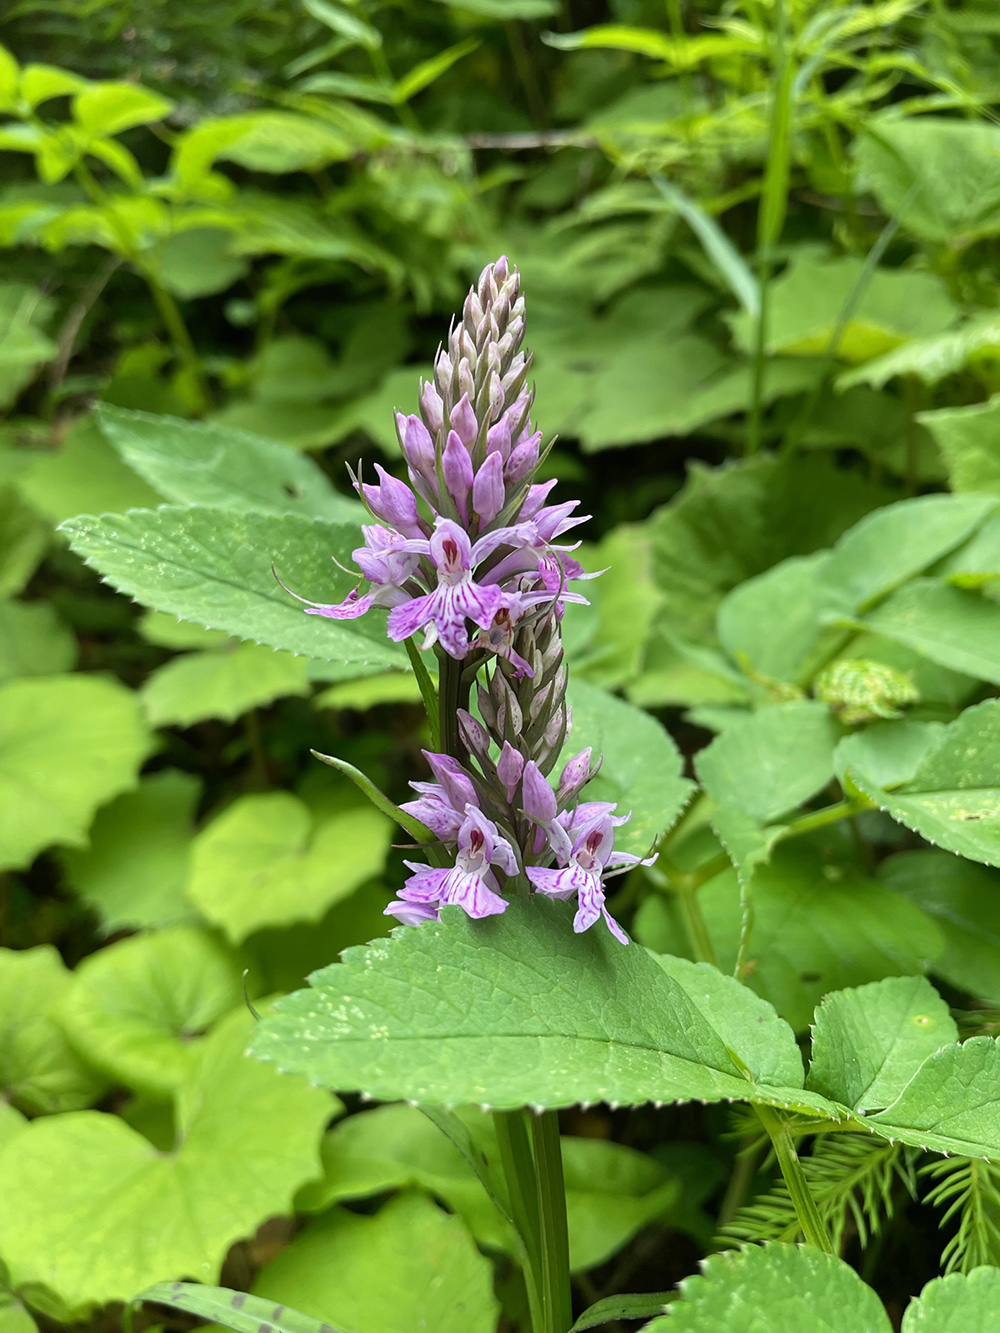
[{"left": 5, "top": 1, "right": 1000, "bottom": 1329}]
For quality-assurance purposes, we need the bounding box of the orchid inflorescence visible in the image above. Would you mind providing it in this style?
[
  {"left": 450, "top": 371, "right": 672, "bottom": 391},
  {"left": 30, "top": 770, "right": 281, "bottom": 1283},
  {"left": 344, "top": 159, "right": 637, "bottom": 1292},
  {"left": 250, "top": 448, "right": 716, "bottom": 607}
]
[{"left": 290, "top": 256, "right": 654, "bottom": 942}]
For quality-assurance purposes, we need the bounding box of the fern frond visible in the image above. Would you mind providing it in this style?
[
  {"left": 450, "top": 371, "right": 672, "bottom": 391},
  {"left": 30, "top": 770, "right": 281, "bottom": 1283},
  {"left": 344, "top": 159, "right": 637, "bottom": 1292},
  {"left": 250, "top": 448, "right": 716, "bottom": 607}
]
[
  {"left": 724, "top": 1133, "right": 916, "bottom": 1253},
  {"left": 922, "top": 1156, "right": 1000, "bottom": 1273}
]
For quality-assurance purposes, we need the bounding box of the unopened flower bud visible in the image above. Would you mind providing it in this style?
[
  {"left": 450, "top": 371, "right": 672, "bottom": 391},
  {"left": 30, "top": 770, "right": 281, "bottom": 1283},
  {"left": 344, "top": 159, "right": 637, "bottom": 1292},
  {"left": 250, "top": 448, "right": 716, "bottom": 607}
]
[
  {"left": 486, "top": 415, "right": 512, "bottom": 462},
  {"left": 443, "top": 430, "right": 473, "bottom": 516},
  {"left": 473, "top": 450, "right": 504, "bottom": 525},
  {"left": 477, "top": 682, "right": 497, "bottom": 728},
  {"left": 557, "top": 747, "right": 593, "bottom": 803},
  {"left": 419, "top": 380, "right": 444, "bottom": 434},
  {"left": 497, "top": 742, "right": 525, "bottom": 801},
  {"left": 458, "top": 709, "right": 491, "bottom": 759},
  {"left": 423, "top": 750, "right": 477, "bottom": 813},
  {"left": 397, "top": 413, "right": 435, "bottom": 478},
  {"left": 451, "top": 393, "right": 478, "bottom": 447},
  {"left": 360, "top": 464, "right": 423, "bottom": 538},
  {"left": 505, "top": 432, "right": 541, "bottom": 487},
  {"left": 522, "top": 760, "right": 557, "bottom": 824}
]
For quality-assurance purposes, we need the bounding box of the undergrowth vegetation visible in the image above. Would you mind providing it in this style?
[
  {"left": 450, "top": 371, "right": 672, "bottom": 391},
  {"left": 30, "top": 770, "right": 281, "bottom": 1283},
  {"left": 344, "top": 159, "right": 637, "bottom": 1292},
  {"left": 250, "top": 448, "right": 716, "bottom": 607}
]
[{"left": 2, "top": 2, "right": 1000, "bottom": 1331}]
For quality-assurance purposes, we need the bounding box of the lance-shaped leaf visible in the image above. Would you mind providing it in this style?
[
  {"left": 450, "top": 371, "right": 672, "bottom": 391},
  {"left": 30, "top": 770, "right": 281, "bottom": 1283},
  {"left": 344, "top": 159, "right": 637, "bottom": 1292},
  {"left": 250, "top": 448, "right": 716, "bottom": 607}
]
[
  {"left": 807, "top": 976, "right": 958, "bottom": 1114},
  {"left": 135, "top": 1282, "right": 352, "bottom": 1333},
  {"left": 59, "top": 506, "right": 406, "bottom": 668},
  {"left": 643, "top": 1241, "right": 891, "bottom": 1332},
  {"left": 250, "top": 898, "right": 841, "bottom": 1117},
  {"left": 0, "top": 1008, "right": 333, "bottom": 1314},
  {"left": 845, "top": 700, "right": 1000, "bottom": 867},
  {"left": 902, "top": 1268, "right": 1000, "bottom": 1332},
  {"left": 97, "top": 406, "right": 362, "bottom": 523}
]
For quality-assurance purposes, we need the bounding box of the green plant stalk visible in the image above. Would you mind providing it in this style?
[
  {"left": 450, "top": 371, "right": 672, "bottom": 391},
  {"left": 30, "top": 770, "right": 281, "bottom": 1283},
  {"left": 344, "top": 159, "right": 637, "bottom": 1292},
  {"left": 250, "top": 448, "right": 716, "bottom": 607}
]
[
  {"left": 437, "top": 650, "right": 463, "bottom": 759},
  {"left": 754, "top": 1104, "right": 834, "bottom": 1253},
  {"left": 71, "top": 160, "right": 211, "bottom": 413},
  {"left": 494, "top": 1109, "right": 544, "bottom": 1332},
  {"left": 530, "top": 1111, "right": 573, "bottom": 1333},
  {"left": 747, "top": 0, "right": 793, "bottom": 456}
]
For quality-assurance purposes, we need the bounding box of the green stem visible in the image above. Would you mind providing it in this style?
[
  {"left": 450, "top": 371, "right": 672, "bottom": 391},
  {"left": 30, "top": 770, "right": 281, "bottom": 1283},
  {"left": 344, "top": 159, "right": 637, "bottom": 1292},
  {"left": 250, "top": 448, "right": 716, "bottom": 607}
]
[
  {"left": 530, "top": 1111, "right": 573, "bottom": 1333},
  {"left": 655, "top": 858, "right": 723, "bottom": 967},
  {"left": 776, "top": 798, "right": 867, "bottom": 844},
  {"left": 754, "top": 1105, "right": 834, "bottom": 1253},
  {"left": 505, "top": 21, "right": 549, "bottom": 129},
  {"left": 71, "top": 160, "right": 210, "bottom": 413},
  {"left": 437, "top": 650, "right": 463, "bottom": 759},
  {"left": 493, "top": 1110, "right": 544, "bottom": 1332}
]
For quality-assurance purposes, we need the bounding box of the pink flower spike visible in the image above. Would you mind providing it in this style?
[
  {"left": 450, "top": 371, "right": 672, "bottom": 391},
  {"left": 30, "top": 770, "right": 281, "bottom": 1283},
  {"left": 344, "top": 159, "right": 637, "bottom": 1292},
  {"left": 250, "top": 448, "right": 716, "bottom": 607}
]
[
  {"left": 304, "top": 588, "right": 374, "bottom": 620},
  {"left": 497, "top": 742, "right": 525, "bottom": 801},
  {"left": 522, "top": 760, "right": 557, "bottom": 825},
  {"left": 419, "top": 380, "right": 444, "bottom": 434},
  {"left": 398, "top": 805, "right": 516, "bottom": 921},
  {"left": 398, "top": 412, "right": 436, "bottom": 479},
  {"left": 519, "top": 479, "right": 558, "bottom": 520},
  {"left": 486, "top": 415, "right": 512, "bottom": 462}
]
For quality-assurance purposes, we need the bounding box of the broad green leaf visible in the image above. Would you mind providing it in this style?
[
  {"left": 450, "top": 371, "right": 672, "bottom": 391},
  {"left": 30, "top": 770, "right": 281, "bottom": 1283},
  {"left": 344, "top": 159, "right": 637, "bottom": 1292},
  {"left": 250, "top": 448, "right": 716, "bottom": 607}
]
[
  {"left": 543, "top": 25, "right": 752, "bottom": 66},
  {"left": 250, "top": 897, "right": 842, "bottom": 1116},
  {"left": 0, "top": 946, "right": 107, "bottom": 1115},
  {"left": 187, "top": 790, "right": 391, "bottom": 943},
  {"left": 840, "top": 314, "right": 1000, "bottom": 390},
  {"left": 0, "top": 45, "right": 19, "bottom": 108},
  {"left": 136, "top": 1283, "right": 351, "bottom": 1333},
  {"left": 818, "top": 495, "right": 996, "bottom": 614},
  {"left": 695, "top": 702, "right": 841, "bottom": 824},
  {"left": 693, "top": 840, "right": 944, "bottom": 1031},
  {"left": 0, "top": 598, "right": 75, "bottom": 683},
  {"left": 0, "top": 1103, "right": 26, "bottom": 1148},
  {"left": 643, "top": 1242, "right": 891, "bottom": 1333},
  {"left": 16, "top": 417, "right": 161, "bottom": 523},
  {"left": 903, "top": 1268, "right": 1000, "bottom": 1332},
  {"left": 834, "top": 720, "right": 944, "bottom": 791},
  {"left": 717, "top": 553, "right": 833, "bottom": 686},
  {"left": 581, "top": 351, "right": 818, "bottom": 450},
  {"left": 0, "top": 485, "right": 49, "bottom": 597},
  {"left": 61, "top": 770, "right": 200, "bottom": 934},
  {"left": 565, "top": 680, "right": 694, "bottom": 853},
  {"left": 649, "top": 454, "right": 885, "bottom": 646},
  {"left": 920, "top": 395, "right": 1000, "bottom": 494},
  {"left": 300, "top": 1104, "right": 681, "bottom": 1271},
  {"left": 847, "top": 700, "right": 1000, "bottom": 866},
  {"left": 0, "top": 1294, "right": 36, "bottom": 1333},
  {"left": 301, "top": 0, "right": 382, "bottom": 46},
  {"left": 59, "top": 506, "right": 406, "bottom": 668},
  {"left": 0, "top": 674, "right": 150, "bottom": 871},
  {"left": 880, "top": 851, "right": 1000, "bottom": 1003},
  {"left": 97, "top": 406, "right": 361, "bottom": 522},
  {"left": 56, "top": 926, "right": 244, "bottom": 1094},
  {"left": 253, "top": 1193, "right": 498, "bottom": 1333},
  {"left": 868, "top": 1036, "right": 1000, "bottom": 1157},
  {"left": 855, "top": 116, "right": 1000, "bottom": 244},
  {"left": 571, "top": 524, "right": 664, "bottom": 691},
  {"left": 73, "top": 83, "right": 172, "bottom": 135},
  {"left": 728, "top": 253, "right": 956, "bottom": 363},
  {"left": 316, "top": 670, "right": 423, "bottom": 711},
  {"left": 173, "top": 113, "right": 354, "bottom": 189},
  {"left": 152, "top": 227, "right": 248, "bottom": 298},
  {"left": 0, "top": 1007, "right": 332, "bottom": 1313},
  {"left": 807, "top": 976, "right": 957, "bottom": 1112},
  {"left": 141, "top": 642, "right": 310, "bottom": 727},
  {"left": 862, "top": 580, "right": 1000, "bottom": 684},
  {"left": 139, "top": 609, "right": 232, "bottom": 650}
]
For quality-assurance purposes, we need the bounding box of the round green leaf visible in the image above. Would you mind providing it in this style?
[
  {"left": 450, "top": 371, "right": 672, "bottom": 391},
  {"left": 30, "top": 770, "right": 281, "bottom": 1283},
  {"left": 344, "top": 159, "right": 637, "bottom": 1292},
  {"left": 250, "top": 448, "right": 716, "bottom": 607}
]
[
  {"left": 0, "top": 946, "right": 106, "bottom": 1115},
  {"left": 904, "top": 1268, "right": 1000, "bottom": 1332},
  {"left": 0, "top": 674, "right": 150, "bottom": 870},
  {"left": 254, "top": 1193, "right": 498, "bottom": 1333},
  {"left": 644, "top": 1242, "right": 891, "bottom": 1332},
  {"left": 0, "top": 598, "right": 75, "bottom": 684},
  {"left": 0, "top": 1008, "right": 333, "bottom": 1314},
  {"left": 61, "top": 770, "right": 200, "bottom": 934},
  {"left": 56, "top": 926, "right": 245, "bottom": 1094},
  {"left": 188, "top": 791, "right": 392, "bottom": 944},
  {"left": 141, "top": 643, "right": 310, "bottom": 728}
]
